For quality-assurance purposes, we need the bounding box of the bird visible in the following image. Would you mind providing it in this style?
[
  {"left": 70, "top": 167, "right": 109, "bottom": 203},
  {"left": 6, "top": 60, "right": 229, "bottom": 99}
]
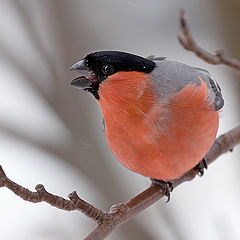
[{"left": 70, "top": 51, "right": 224, "bottom": 200}]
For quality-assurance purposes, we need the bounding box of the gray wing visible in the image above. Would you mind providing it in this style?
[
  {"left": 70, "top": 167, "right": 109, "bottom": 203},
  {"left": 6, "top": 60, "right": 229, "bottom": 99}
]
[
  {"left": 149, "top": 60, "right": 224, "bottom": 111},
  {"left": 194, "top": 67, "right": 224, "bottom": 111}
]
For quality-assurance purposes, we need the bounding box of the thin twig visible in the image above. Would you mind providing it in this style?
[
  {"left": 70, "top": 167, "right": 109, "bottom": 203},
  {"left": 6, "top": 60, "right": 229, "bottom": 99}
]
[
  {"left": 178, "top": 9, "right": 240, "bottom": 70},
  {"left": 0, "top": 166, "right": 107, "bottom": 224}
]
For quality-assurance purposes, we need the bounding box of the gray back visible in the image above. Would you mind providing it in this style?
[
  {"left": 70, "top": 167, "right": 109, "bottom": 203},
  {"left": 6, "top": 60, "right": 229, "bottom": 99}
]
[{"left": 149, "top": 60, "right": 224, "bottom": 110}]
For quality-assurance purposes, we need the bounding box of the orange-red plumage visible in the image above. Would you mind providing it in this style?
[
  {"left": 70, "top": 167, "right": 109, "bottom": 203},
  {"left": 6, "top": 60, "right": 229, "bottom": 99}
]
[{"left": 99, "top": 72, "right": 219, "bottom": 180}]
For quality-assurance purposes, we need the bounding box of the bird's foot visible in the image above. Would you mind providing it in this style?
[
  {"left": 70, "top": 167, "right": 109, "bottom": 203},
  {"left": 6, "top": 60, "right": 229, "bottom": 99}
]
[
  {"left": 196, "top": 158, "right": 208, "bottom": 176},
  {"left": 150, "top": 179, "right": 173, "bottom": 203}
]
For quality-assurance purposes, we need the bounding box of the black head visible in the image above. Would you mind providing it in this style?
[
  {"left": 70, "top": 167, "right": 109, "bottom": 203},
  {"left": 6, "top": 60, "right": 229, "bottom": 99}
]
[{"left": 70, "top": 51, "right": 156, "bottom": 99}]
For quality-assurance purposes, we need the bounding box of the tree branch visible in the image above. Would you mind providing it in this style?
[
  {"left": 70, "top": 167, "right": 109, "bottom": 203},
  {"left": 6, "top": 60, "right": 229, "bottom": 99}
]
[
  {"left": 1, "top": 125, "right": 240, "bottom": 239},
  {"left": 178, "top": 9, "right": 240, "bottom": 71},
  {"left": 0, "top": 166, "right": 107, "bottom": 224}
]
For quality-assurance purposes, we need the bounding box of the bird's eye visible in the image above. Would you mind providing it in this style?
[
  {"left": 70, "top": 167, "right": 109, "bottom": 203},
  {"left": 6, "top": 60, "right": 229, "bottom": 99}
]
[{"left": 102, "top": 64, "right": 114, "bottom": 75}]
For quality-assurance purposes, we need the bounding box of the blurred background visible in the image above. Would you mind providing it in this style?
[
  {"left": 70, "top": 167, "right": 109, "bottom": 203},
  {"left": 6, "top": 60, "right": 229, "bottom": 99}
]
[{"left": 0, "top": 0, "right": 240, "bottom": 239}]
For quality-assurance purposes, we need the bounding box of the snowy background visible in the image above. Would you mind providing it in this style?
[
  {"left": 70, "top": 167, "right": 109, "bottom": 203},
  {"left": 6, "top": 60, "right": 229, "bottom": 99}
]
[{"left": 0, "top": 0, "right": 240, "bottom": 239}]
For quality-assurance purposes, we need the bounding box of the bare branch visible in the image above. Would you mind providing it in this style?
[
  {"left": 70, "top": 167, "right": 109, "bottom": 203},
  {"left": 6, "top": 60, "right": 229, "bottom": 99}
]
[
  {"left": 178, "top": 9, "right": 240, "bottom": 70},
  {"left": 2, "top": 125, "right": 240, "bottom": 240},
  {"left": 0, "top": 166, "right": 107, "bottom": 223}
]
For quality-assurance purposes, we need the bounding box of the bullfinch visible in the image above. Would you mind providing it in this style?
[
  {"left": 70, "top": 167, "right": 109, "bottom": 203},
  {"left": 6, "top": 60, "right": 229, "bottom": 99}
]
[{"left": 70, "top": 51, "right": 224, "bottom": 198}]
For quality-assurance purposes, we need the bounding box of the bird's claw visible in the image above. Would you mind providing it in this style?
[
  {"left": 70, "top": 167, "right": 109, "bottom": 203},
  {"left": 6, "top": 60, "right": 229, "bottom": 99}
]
[
  {"left": 196, "top": 158, "right": 208, "bottom": 176},
  {"left": 150, "top": 179, "right": 173, "bottom": 203}
]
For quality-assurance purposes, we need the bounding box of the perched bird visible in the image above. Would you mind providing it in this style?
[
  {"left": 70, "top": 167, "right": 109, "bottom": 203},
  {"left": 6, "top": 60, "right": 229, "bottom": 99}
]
[{"left": 70, "top": 51, "right": 224, "bottom": 197}]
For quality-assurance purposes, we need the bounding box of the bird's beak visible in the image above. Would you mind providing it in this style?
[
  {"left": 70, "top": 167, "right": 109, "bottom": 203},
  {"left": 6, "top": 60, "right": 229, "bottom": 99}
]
[
  {"left": 70, "top": 60, "right": 92, "bottom": 89},
  {"left": 70, "top": 60, "right": 88, "bottom": 71},
  {"left": 70, "top": 76, "right": 92, "bottom": 89}
]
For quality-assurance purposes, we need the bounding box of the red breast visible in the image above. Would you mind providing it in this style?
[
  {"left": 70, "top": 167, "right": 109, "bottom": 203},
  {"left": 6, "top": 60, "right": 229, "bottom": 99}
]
[{"left": 99, "top": 72, "right": 219, "bottom": 180}]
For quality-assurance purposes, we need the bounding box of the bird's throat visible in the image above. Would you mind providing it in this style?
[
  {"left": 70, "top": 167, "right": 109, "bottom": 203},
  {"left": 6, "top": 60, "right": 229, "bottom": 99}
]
[{"left": 98, "top": 71, "right": 154, "bottom": 123}]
